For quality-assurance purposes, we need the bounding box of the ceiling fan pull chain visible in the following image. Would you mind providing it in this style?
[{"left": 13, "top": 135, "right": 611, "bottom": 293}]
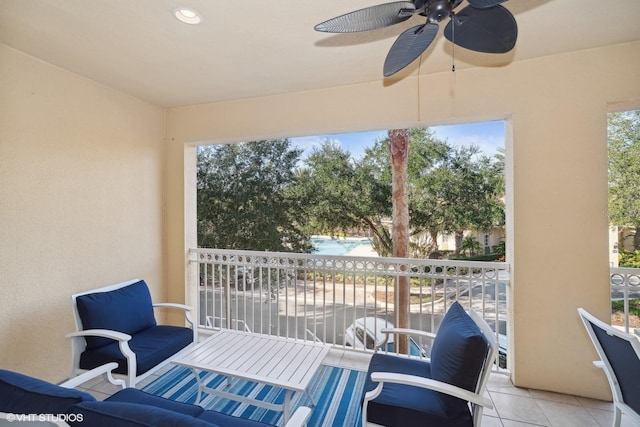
[{"left": 451, "top": 11, "right": 456, "bottom": 73}]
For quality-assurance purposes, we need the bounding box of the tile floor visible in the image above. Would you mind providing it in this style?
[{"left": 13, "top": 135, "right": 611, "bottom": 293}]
[{"left": 77, "top": 349, "right": 636, "bottom": 427}]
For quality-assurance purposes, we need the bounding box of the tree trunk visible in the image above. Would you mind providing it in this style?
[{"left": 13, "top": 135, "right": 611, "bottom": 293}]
[
  {"left": 388, "top": 129, "right": 410, "bottom": 354},
  {"left": 454, "top": 231, "right": 464, "bottom": 255},
  {"left": 635, "top": 226, "right": 640, "bottom": 251}
]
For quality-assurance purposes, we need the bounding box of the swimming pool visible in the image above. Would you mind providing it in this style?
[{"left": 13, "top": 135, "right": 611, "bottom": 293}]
[{"left": 310, "top": 237, "right": 372, "bottom": 256}]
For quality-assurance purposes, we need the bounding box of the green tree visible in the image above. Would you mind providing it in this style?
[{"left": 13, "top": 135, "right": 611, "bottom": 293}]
[
  {"left": 361, "top": 128, "right": 451, "bottom": 256},
  {"left": 440, "top": 145, "right": 505, "bottom": 255},
  {"left": 295, "top": 140, "right": 393, "bottom": 255},
  {"left": 461, "top": 236, "right": 482, "bottom": 256},
  {"left": 197, "top": 140, "right": 312, "bottom": 252},
  {"left": 608, "top": 110, "right": 640, "bottom": 250}
]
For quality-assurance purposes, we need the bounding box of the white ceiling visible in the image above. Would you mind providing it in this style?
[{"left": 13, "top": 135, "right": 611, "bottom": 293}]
[{"left": 1, "top": 0, "right": 639, "bottom": 107}]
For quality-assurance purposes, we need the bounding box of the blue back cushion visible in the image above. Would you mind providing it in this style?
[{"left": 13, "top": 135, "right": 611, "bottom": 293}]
[
  {"left": 430, "top": 302, "right": 489, "bottom": 412},
  {"left": 592, "top": 320, "right": 640, "bottom": 413},
  {"left": 76, "top": 280, "right": 157, "bottom": 350},
  {"left": 0, "top": 369, "right": 95, "bottom": 415},
  {"left": 71, "top": 401, "right": 217, "bottom": 427}
]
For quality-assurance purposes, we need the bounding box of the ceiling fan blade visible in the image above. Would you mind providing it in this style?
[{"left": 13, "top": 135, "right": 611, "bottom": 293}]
[
  {"left": 315, "top": 1, "right": 416, "bottom": 33},
  {"left": 467, "top": 0, "right": 507, "bottom": 9},
  {"left": 384, "top": 23, "right": 438, "bottom": 77},
  {"left": 444, "top": 5, "right": 517, "bottom": 53}
]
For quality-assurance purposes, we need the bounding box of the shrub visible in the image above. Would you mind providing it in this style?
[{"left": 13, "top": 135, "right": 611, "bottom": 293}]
[
  {"left": 619, "top": 251, "right": 640, "bottom": 268},
  {"left": 612, "top": 298, "right": 640, "bottom": 316}
]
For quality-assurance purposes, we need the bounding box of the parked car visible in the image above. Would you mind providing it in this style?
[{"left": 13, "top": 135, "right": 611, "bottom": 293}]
[
  {"left": 345, "top": 317, "right": 508, "bottom": 368},
  {"left": 344, "top": 318, "right": 427, "bottom": 357}
]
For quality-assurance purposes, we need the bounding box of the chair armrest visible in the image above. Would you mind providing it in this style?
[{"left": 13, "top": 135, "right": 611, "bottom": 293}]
[
  {"left": 375, "top": 327, "right": 436, "bottom": 352},
  {"left": 66, "top": 329, "right": 132, "bottom": 342},
  {"left": 153, "top": 303, "right": 196, "bottom": 332},
  {"left": 284, "top": 406, "right": 312, "bottom": 427},
  {"left": 367, "top": 372, "right": 492, "bottom": 408},
  {"left": 153, "top": 302, "right": 193, "bottom": 312},
  {"left": 380, "top": 328, "right": 437, "bottom": 340},
  {"left": 59, "top": 362, "right": 126, "bottom": 389}
]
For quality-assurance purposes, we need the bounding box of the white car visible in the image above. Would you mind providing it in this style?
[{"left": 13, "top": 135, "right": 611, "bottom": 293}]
[{"left": 344, "top": 318, "right": 427, "bottom": 357}]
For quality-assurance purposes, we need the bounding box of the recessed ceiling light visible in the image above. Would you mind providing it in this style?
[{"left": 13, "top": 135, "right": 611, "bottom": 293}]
[{"left": 173, "top": 8, "right": 202, "bottom": 25}]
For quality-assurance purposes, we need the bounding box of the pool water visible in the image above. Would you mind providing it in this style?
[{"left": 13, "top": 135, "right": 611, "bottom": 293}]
[{"left": 310, "top": 237, "right": 372, "bottom": 256}]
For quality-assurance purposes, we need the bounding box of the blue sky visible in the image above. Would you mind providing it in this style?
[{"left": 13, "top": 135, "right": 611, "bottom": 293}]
[{"left": 290, "top": 121, "right": 505, "bottom": 161}]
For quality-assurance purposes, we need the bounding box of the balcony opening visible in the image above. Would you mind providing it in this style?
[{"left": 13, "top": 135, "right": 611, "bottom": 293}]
[
  {"left": 191, "top": 121, "right": 509, "bottom": 369},
  {"left": 608, "top": 108, "right": 640, "bottom": 331}
]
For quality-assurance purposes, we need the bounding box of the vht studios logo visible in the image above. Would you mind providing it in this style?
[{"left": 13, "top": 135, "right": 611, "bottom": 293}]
[{"left": 5, "top": 413, "right": 84, "bottom": 423}]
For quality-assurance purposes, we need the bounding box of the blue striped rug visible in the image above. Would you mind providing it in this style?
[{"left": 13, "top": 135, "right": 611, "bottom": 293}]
[{"left": 142, "top": 364, "right": 366, "bottom": 427}]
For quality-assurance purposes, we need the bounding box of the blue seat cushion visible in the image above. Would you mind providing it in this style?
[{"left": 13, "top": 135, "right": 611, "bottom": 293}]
[
  {"left": 363, "top": 354, "right": 472, "bottom": 427},
  {"left": 71, "top": 401, "right": 217, "bottom": 427},
  {"left": 106, "top": 388, "right": 204, "bottom": 417},
  {"left": 79, "top": 325, "right": 193, "bottom": 375},
  {"left": 198, "top": 410, "right": 277, "bottom": 427},
  {"left": 76, "top": 280, "right": 157, "bottom": 350},
  {"left": 430, "top": 302, "right": 489, "bottom": 413},
  {"left": 0, "top": 369, "right": 95, "bottom": 415}
]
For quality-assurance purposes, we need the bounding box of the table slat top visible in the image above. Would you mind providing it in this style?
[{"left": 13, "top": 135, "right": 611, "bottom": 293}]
[{"left": 173, "top": 330, "right": 330, "bottom": 392}]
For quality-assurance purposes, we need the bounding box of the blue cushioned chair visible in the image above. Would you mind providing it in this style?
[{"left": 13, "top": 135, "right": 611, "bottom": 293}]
[
  {"left": 67, "top": 279, "right": 197, "bottom": 388},
  {"left": 578, "top": 308, "right": 640, "bottom": 427},
  {"left": 362, "top": 302, "right": 497, "bottom": 427}
]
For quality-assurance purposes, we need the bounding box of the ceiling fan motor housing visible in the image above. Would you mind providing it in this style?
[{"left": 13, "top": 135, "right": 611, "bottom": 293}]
[{"left": 418, "top": 0, "right": 462, "bottom": 23}]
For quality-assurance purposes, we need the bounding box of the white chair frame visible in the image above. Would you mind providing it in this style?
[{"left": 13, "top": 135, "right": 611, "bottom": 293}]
[
  {"left": 67, "top": 279, "right": 197, "bottom": 388},
  {"left": 578, "top": 307, "right": 640, "bottom": 427},
  {"left": 362, "top": 308, "right": 498, "bottom": 427}
]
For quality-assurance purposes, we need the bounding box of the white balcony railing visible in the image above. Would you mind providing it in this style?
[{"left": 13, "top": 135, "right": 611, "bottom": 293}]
[
  {"left": 189, "top": 247, "right": 510, "bottom": 368},
  {"left": 610, "top": 267, "right": 640, "bottom": 333}
]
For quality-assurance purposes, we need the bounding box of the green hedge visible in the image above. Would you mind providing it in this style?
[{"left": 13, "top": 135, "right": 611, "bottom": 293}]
[
  {"left": 612, "top": 299, "right": 640, "bottom": 316},
  {"left": 619, "top": 251, "right": 640, "bottom": 268},
  {"left": 450, "top": 253, "right": 502, "bottom": 262}
]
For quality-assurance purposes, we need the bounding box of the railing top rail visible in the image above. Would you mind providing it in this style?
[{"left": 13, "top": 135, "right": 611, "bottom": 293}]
[
  {"left": 190, "top": 247, "right": 510, "bottom": 271},
  {"left": 611, "top": 267, "right": 640, "bottom": 274}
]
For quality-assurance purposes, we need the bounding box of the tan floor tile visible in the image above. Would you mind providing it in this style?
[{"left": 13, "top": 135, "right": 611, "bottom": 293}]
[
  {"left": 576, "top": 396, "right": 613, "bottom": 412},
  {"left": 585, "top": 407, "right": 616, "bottom": 427},
  {"left": 535, "top": 399, "right": 600, "bottom": 427},
  {"left": 501, "top": 420, "right": 549, "bottom": 427},
  {"left": 482, "top": 415, "right": 504, "bottom": 427},
  {"left": 528, "top": 389, "right": 581, "bottom": 406},
  {"left": 491, "top": 392, "right": 550, "bottom": 426},
  {"left": 487, "top": 374, "right": 532, "bottom": 397}
]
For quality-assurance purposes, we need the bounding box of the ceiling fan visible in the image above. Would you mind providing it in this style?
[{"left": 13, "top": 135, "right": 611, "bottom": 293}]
[{"left": 314, "top": 0, "right": 518, "bottom": 77}]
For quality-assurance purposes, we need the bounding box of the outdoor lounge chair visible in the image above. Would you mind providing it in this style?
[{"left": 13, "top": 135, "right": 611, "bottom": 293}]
[
  {"left": 578, "top": 307, "right": 640, "bottom": 427},
  {"left": 362, "top": 301, "right": 497, "bottom": 427},
  {"left": 67, "top": 279, "right": 197, "bottom": 388}
]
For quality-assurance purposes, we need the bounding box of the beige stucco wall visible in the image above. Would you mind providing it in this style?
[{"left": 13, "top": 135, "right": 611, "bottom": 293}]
[
  {"left": 0, "top": 44, "right": 166, "bottom": 382},
  {"left": 167, "top": 41, "right": 640, "bottom": 400}
]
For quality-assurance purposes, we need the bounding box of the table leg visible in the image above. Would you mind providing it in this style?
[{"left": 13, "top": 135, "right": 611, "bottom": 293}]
[
  {"left": 190, "top": 368, "right": 203, "bottom": 405},
  {"left": 283, "top": 389, "right": 293, "bottom": 424}
]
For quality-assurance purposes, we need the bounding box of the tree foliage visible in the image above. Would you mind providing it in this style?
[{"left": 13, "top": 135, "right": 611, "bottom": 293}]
[
  {"left": 196, "top": 128, "right": 506, "bottom": 258},
  {"left": 608, "top": 110, "right": 640, "bottom": 250},
  {"left": 197, "top": 140, "right": 312, "bottom": 252}
]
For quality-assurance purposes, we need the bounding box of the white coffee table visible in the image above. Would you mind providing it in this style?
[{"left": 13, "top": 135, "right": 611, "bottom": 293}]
[{"left": 172, "top": 329, "right": 330, "bottom": 423}]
